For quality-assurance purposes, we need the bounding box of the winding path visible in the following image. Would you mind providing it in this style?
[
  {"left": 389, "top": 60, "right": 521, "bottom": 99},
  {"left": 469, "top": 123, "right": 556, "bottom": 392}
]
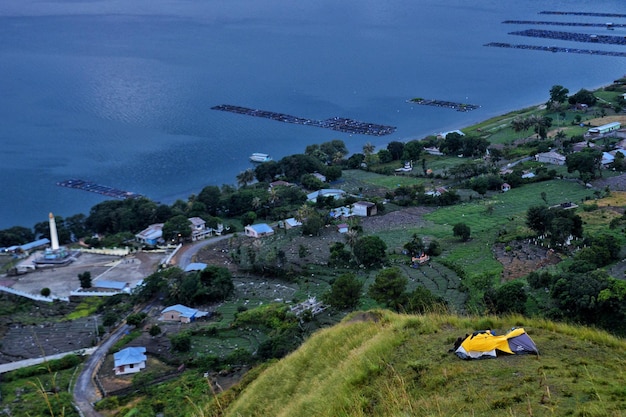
[{"left": 72, "top": 235, "right": 231, "bottom": 415}]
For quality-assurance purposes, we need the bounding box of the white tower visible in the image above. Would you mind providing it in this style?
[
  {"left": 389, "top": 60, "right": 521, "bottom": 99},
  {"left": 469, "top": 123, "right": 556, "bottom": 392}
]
[{"left": 49, "top": 212, "right": 59, "bottom": 250}]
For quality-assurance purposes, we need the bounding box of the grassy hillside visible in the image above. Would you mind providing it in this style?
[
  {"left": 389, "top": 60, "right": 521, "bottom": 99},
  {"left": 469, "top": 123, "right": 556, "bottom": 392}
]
[{"left": 211, "top": 311, "right": 626, "bottom": 417}]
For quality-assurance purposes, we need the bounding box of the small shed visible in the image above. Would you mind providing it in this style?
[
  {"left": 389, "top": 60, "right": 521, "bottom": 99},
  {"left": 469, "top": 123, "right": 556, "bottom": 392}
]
[
  {"left": 113, "top": 347, "right": 147, "bottom": 375},
  {"left": 284, "top": 218, "right": 302, "bottom": 229},
  {"left": 337, "top": 223, "right": 349, "bottom": 234},
  {"left": 184, "top": 262, "right": 207, "bottom": 272},
  {"left": 352, "top": 201, "right": 377, "bottom": 217},
  {"left": 244, "top": 223, "right": 274, "bottom": 238}
]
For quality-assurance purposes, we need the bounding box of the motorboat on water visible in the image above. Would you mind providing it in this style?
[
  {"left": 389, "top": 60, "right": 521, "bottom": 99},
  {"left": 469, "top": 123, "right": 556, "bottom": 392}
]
[{"left": 250, "top": 153, "right": 272, "bottom": 163}]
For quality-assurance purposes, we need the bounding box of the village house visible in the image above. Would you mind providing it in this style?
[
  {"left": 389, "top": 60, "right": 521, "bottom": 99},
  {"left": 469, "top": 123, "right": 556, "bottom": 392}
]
[
  {"left": 535, "top": 151, "right": 566, "bottom": 166},
  {"left": 135, "top": 223, "right": 164, "bottom": 246},
  {"left": 160, "top": 304, "right": 208, "bottom": 323},
  {"left": 244, "top": 223, "right": 274, "bottom": 238},
  {"left": 113, "top": 346, "right": 147, "bottom": 375},
  {"left": 306, "top": 189, "right": 346, "bottom": 202},
  {"left": 188, "top": 217, "right": 212, "bottom": 241}
]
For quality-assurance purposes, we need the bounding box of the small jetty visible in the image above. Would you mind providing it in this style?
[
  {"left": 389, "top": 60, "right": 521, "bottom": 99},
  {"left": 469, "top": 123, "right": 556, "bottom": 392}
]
[
  {"left": 510, "top": 29, "right": 626, "bottom": 46},
  {"left": 484, "top": 42, "right": 626, "bottom": 58},
  {"left": 57, "top": 179, "right": 142, "bottom": 199},
  {"left": 408, "top": 98, "right": 480, "bottom": 112},
  {"left": 211, "top": 104, "right": 396, "bottom": 136}
]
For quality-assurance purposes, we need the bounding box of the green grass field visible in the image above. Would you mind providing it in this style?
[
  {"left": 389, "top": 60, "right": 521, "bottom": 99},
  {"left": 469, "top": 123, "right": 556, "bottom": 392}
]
[{"left": 217, "top": 311, "right": 626, "bottom": 417}]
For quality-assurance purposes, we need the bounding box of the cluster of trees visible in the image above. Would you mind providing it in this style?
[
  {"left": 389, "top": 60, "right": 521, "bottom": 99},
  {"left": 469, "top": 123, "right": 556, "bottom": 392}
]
[
  {"left": 367, "top": 267, "right": 445, "bottom": 313},
  {"left": 526, "top": 205, "right": 583, "bottom": 246},
  {"left": 387, "top": 184, "right": 460, "bottom": 206},
  {"left": 439, "top": 132, "right": 489, "bottom": 157},
  {"left": 510, "top": 114, "right": 553, "bottom": 140},
  {"left": 134, "top": 266, "right": 234, "bottom": 307},
  {"left": 527, "top": 268, "right": 626, "bottom": 335}
]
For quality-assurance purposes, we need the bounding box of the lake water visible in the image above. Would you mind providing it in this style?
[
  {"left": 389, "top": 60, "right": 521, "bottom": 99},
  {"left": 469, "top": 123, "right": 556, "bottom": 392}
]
[{"left": 1, "top": 0, "right": 625, "bottom": 229}]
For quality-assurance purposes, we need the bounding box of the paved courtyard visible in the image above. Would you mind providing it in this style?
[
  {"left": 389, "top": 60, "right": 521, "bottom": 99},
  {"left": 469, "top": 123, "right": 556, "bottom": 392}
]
[{"left": 0, "top": 251, "right": 164, "bottom": 300}]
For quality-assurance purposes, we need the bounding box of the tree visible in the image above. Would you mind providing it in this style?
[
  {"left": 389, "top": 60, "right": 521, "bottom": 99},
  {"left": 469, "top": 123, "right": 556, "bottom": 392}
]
[
  {"left": 126, "top": 312, "right": 147, "bottom": 327},
  {"left": 568, "top": 88, "right": 597, "bottom": 106},
  {"left": 170, "top": 331, "right": 192, "bottom": 352},
  {"left": 149, "top": 324, "right": 162, "bottom": 337},
  {"left": 527, "top": 114, "right": 552, "bottom": 140},
  {"left": 566, "top": 148, "right": 602, "bottom": 180},
  {"left": 402, "top": 140, "right": 422, "bottom": 161},
  {"left": 404, "top": 234, "right": 425, "bottom": 257},
  {"left": 198, "top": 265, "right": 235, "bottom": 302},
  {"left": 197, "top": 185, "right": 222, "bottom": 216},
  {"left": 241, "top": 211, "right": 257, "bottom": 227},
  {"left": 386, "top": 141, "right": 405, "bottom": 160},
  {"left": 548, "top": 85, "right": 569, "bottom": 108},
  {"left": 324, "top": 273, "right": 363, "bottom": 310},
  {"left": 485, "top": 280, "right": 527, "bottom": 314},
  {"left": 0, "top": 226, "right": 35, "bottom": 246},
  {"left": 353, "top": 235, "right": 387, "bottom": 267},
  {"left": 301, "top": 212, "right": 324, "bottom": 236},
  {"left": 363, "top": 142, "right": 375, "bottom": 156},
  {"left": 526, "top": 205, "right": 552, "bottom": 236},
  {"left": 367, "top": 267, "right": 408, "bottom": 311},
  {"left": 236, "top": 169, "right": 255, "bottom": 188},
  {"left": 162, "top": 215, "right": 192, "bottom": 242},
  {"left": 453, "top": 223, "right": 471, "bottom": 242},
  {"left": 78, "top": 271, "right": 92, "bottom": 289},
  {"left": 405, "top": 286, "right": 445, "bottom": 314}
]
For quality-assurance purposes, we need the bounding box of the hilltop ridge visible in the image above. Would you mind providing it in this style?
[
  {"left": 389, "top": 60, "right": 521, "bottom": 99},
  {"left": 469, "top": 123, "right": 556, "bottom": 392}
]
[{"left": 215, "top": 311, "right": 626, "bottom": 417}]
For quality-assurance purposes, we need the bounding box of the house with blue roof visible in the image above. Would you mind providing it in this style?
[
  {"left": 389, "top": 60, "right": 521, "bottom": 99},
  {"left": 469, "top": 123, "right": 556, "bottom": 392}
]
[
  {"left": 160, "top": 304, "right": 209, "bottom": 323},
  {"left": 135, "top": 223, "right": 164, "bottom": 246},
  {"left": 113, "top": 346, "right": 147, "bottom": 375},
  {"left": 244, "top": 223, "right": 274, "bottom": 238}
]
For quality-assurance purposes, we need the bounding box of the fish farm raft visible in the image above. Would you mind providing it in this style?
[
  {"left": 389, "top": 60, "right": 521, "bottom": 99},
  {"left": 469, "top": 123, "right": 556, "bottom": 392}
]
[
  {"left": 57, "top": 179, "right": 142, "bottom": 200},
  {"left": 408, "top": 98, "right": 480, "bottom": 112},
  {"left": 485, "top": 42, "right": 626, "bottom": 58},
  {"left": 211, "top": 104, "right": 396, "bottom": 136}
]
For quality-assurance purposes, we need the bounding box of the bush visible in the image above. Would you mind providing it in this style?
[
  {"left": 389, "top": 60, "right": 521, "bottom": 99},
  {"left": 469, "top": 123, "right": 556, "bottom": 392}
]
[{"left": 40, "top": 287, "right": 51, "bottom": 297}]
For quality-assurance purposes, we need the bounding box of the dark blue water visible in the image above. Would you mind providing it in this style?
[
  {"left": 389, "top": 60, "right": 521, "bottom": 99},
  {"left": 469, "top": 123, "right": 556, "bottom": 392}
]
[{"left": 1, "top": 0, "right": 624, "bottom": 229}]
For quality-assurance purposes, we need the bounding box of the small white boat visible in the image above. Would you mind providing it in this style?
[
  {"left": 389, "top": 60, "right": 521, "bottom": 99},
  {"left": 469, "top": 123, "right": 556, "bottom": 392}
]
[{"left": 250, "top": 153, "right": 272, "bottom": 163}]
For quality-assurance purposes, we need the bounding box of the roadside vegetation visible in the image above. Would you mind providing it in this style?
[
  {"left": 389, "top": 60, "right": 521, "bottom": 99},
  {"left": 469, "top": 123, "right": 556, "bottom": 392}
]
[{"left": 1, "top": 78, "right": 626, "bottom": 415}]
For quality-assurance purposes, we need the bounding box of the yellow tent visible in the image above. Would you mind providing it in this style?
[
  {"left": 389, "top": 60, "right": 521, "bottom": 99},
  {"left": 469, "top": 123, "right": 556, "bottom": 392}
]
[{"left": 455, "top": 328, "right": 538, "bottom": 360}]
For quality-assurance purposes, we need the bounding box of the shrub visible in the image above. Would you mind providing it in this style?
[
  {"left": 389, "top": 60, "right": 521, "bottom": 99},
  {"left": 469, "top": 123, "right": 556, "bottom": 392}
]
[{"left": 40, "top": 287, "right": 51, "bottom": 297}]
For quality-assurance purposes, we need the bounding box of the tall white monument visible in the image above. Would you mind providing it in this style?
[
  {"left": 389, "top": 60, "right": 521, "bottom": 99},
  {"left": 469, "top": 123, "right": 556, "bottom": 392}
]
[
  {"left": 49, "top": 212, "right": 60, "bottom": 250},
  {"left": 34, "top": 212, "right": 70, "bottom": 265}
]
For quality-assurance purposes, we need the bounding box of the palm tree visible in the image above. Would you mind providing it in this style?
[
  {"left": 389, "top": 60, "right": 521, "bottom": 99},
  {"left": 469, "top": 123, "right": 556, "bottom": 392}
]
[
  {"left": 510, "top": 117, "right": 529, "bottom": 139},
  {"left": 268, "top": 187, "right": 279, "bottom": 206},
  {"left": 236, "top": 169, "right": 255, "bottom": 188},
  {"left": 344, "top": 229, "right": 359, "bottom": 249},
  {"left": 252, "top": 196, "right": 261, "bottom": 211},
  {"left": 363, "top": 142, "right": 375, "bottom": 156},
  {"left": 295, "top": 204, "right": 314, "bottom": 223}
]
